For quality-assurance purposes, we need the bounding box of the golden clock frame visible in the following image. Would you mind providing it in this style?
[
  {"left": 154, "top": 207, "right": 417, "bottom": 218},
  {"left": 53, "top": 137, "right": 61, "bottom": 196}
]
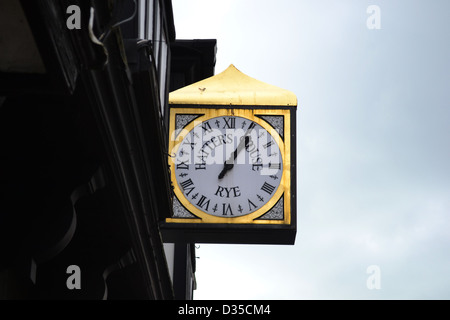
[{"left": 166, "top": 107, "right": 291, "bottom": 225}]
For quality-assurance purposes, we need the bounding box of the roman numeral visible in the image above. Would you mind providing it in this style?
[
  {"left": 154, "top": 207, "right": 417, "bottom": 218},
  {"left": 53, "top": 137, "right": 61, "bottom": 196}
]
[
  {"left": 247, "top": 122, "right": 256, "bottom": 130},
  {"left": 248, "top": 199, "right": 258, "bottom": 211},
  {"left": 269, "top": 162, "right": 281, "bottom": 170},
  {"left": 261, "top": 182, "right": 275, "bottom": 195},
  {"left": 263, "top": 141, "right": 273, "bottom": 149},
  {"left": 180, "top": 179, "right": 193, "bottom": 189},
  {"left": 223, "top": 117, "right": 236, "bottom": 129},
  {"left": 182, "top": 136, "right": 196, "bottom": 150},
  {"left": 176, "top": 161, "right": 189, "bottom": 170},
  {"left": 197, "top": 195, "right": 210, "bottom": 211},
  {"left": 180, "top": 179, "right": 195, "bottom": 195},
  {"left": 222, "top": 203, "right": 233, "bottom": 216},
  {"left": 201, "top": 121, "right": 212, "bottom": 133}
]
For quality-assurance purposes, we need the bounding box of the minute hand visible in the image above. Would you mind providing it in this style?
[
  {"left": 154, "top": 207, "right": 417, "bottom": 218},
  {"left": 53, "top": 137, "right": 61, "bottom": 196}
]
[{"left": 218, "top": 135, "right": 250, "bottom": 179}]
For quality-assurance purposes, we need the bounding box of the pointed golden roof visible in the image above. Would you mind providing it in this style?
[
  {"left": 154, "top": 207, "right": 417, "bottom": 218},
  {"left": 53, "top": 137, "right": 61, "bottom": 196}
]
[{"left": 169, "top": 64, "right": 297, "bottom": 107}]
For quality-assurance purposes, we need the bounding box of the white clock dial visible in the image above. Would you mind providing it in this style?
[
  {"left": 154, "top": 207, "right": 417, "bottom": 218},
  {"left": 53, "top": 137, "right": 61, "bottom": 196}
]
[{"left": 174, "top": 116, "right": 283, "bottom": 217}]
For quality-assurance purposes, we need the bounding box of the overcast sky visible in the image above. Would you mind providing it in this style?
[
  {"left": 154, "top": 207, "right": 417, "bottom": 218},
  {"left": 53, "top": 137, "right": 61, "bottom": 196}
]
[{"left": 171, "top": 0, "right": 450, "bottom": 299}]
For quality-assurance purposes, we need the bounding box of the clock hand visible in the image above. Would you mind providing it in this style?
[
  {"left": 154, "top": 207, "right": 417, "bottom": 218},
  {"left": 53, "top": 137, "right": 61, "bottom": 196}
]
[
  {"left": 218, "top": 135, "right": 250, "bottom": 179},
  {"left": 217, "top": 163, "right": 233, "bottom": 179}
]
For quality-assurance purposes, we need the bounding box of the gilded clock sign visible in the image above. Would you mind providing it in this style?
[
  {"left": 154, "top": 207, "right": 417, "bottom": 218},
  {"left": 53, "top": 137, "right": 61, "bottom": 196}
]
[{"left": 162, "top": 65, "right": 297, "bottom": 244}]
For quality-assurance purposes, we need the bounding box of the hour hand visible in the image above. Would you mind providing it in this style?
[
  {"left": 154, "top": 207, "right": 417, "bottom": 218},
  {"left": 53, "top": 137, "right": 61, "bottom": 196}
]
[{"left": 218, "top": 162, "right": 233, "bottom": 179}]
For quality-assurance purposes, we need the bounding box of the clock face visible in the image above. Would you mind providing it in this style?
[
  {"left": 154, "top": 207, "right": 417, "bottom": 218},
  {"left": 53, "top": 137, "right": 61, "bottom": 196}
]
[{"left": 173, "top": 115, "right": 283, "bottom": 218}]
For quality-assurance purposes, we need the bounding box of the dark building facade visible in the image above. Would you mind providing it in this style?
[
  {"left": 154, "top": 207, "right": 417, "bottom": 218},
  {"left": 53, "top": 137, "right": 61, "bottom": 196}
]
[
  {"left": 0, "top": 0, "right": 216, "bottom": 299},
  {"left": 165, "top": 38, "right": 217, "bottom": 300}
]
